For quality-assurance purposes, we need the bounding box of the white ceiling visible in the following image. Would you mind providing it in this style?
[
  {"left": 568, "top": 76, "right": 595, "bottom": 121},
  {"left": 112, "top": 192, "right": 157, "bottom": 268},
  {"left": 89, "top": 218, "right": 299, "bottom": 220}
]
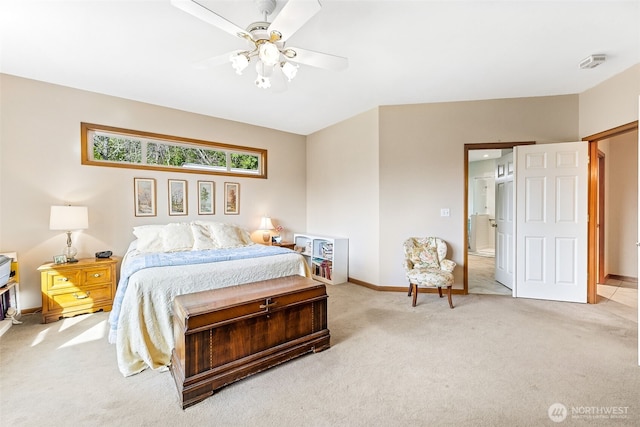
[{"left": 1, "top": 1, "right": 638, "bottom": 135}]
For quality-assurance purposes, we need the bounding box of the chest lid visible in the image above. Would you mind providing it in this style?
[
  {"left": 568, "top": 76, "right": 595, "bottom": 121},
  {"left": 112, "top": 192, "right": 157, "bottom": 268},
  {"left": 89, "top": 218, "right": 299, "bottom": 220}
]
[{"left": 173, "top": 275, "right": 327, "bottom": 332}]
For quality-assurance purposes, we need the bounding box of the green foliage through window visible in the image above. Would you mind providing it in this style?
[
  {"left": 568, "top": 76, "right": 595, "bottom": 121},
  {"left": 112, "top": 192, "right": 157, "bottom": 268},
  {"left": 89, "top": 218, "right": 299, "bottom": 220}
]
[{"left": 81, "top": 123, "right": 266, "bottom": 178}]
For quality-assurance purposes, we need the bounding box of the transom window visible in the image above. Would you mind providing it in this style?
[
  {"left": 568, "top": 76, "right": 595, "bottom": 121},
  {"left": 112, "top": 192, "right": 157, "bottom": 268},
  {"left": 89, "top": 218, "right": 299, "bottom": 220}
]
[{"left": 81, "top": 123, "right": 267, "bottom": 178}]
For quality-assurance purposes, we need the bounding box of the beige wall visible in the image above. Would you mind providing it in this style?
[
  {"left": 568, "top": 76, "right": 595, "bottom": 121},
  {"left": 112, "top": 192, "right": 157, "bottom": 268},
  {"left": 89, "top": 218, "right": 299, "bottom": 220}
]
[
  {"left": 579, "top": 64, "right": 639, "bottom": 280},
  {"left": 605, "top": 131, "right": 639, "bottom": 278},
  {"left": 579, "top": 64, "right": 640, "bottom": 137},
  {"left": 306, "top": 108, "right": 380, "bottom": 284},
  {"left": 378, "top": 96, "right": 579, "bottom": 287},
  {"left": 0, "top": 74, "right": 307, "bottom": 310}
]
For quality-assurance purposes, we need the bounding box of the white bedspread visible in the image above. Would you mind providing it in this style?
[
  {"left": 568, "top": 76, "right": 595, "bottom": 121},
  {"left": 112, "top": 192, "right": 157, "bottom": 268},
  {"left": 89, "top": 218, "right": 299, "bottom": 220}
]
[{"left": 114, "top": 251, "right": 310, "bottom": 377}]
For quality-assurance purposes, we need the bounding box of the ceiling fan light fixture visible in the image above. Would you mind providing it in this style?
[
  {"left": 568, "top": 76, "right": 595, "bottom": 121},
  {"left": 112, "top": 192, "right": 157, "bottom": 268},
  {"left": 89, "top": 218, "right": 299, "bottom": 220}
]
[
  {"left": 258, "top": 41, "right": 281, "bottom": 67},
  {"left": 282, "top": 61, "right": 299, "bottom": 81},
  {"left": 255, "top": 75, "right": 271, "bottom": 89},
  {"left": 230, "top": 53, "right": 249, "bottom": 75},
  {"left": 255, "top": 60, "right": 273, "bottom": 89}
]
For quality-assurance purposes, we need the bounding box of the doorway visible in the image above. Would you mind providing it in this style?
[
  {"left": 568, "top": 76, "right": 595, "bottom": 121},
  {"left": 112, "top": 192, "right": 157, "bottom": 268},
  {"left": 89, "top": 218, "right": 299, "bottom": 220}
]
[
  {"left": 463, "top": 141, "right": 534, "bottom": 295},
  {"left": 585, "top": 122, "right": 638, "bottom": 307}
]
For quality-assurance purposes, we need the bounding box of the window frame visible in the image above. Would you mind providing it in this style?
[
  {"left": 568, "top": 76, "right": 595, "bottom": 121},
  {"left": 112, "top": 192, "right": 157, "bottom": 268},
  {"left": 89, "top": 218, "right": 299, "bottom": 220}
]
[{"left": 80, "top": 122, "right": 268, "bottom": 179}]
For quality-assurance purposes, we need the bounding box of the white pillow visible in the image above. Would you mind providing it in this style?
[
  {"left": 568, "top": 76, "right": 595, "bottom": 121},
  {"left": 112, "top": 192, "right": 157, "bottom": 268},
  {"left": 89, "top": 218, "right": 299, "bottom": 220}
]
[
  {"left": 190, "top": 222, "right": 219, "bottom": 250},
  {"left": 206, "top": 222, "right": 253, "bottom": 248},
  {"left": 133, "top": 225, "right": 165, "bottom": 253},
  {"left": 162, "top": 222, "right": 194, "bottom": 252}
]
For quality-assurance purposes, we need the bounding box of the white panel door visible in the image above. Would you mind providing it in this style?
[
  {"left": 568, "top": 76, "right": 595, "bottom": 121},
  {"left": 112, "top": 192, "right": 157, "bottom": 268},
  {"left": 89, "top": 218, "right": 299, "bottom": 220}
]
[
  {"left": 495, "top": 152, "right": 514, "bottom": 289},
  {"left": 515, "top": 142, "right": 588, "bottom": 303}
]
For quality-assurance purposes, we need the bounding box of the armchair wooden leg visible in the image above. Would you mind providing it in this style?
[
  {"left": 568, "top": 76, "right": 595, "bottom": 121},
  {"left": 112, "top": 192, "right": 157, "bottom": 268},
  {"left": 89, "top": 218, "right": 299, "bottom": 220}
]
[
  {"left": 412, "top": 284, "right": 418, "bottom": 307},
  {"left": 447, "top": 286, "right": 454, "bottom": 309},
  {"left": 437, "top": 287, "right": 443, "bottom": 298},
  {"left": 408, "top": 283, "right": 413, "bottom": 297}
]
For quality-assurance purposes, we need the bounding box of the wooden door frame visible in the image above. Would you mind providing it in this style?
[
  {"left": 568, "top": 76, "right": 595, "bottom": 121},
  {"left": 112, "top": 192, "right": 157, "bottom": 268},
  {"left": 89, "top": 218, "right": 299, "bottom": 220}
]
[
  {"left": 463, "top": 141, "right": 535, "bottom": 294},
  {"left": 598, "top": 151, "right": 606, "bottom": 284},
  {"left": 584, "top": 120, "right": 639, "bottom": 304}
]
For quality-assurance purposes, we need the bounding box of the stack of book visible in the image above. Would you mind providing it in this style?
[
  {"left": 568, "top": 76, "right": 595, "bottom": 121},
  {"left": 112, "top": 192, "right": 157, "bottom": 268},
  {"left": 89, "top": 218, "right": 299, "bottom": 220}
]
[
  {"left": 320, "top": 242, "right": 333, "bottom": 260},
  {"left": 311, "top": 258, "right": 332, "bottom": 280}
]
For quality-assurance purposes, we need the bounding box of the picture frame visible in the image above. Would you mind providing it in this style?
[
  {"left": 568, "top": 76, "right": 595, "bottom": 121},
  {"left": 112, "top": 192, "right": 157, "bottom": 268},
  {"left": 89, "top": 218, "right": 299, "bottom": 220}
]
[
  {"left": 197, "top": 180, "right": 215, "bottom": 215},
  {"left": 168, "top": 179, "right": 188, "bottom": 216},
  {"left": 224, "top": 182, "right": 240, "bottom": 215},
  {"left": 134, "top": 178, "right": 157, "bottom": 217},
  {"left": 53, "top": 254, "right": 67, "bottom": 264}
]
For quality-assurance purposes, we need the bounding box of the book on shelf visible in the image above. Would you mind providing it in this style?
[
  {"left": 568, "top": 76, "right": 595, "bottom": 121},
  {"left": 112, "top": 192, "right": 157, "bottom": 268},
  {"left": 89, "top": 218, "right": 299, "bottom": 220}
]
[
  {"left": 311, "top": 258, "right": 332, "bottom": 280},
  {"left": 320, "top": 242, "right": 334, "bottom": 259}
]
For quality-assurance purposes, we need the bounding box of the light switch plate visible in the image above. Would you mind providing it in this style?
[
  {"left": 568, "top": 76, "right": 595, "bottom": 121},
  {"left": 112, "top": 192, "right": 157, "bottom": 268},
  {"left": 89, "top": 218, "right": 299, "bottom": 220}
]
[{"left": 441, "top": 208, "right": 450, "bottom": 217}]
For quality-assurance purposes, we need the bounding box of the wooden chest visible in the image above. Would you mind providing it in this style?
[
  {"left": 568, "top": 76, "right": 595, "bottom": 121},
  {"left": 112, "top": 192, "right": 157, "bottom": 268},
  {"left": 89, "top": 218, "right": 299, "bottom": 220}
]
[{"left": 170, "top": 275, "right": 330, "bottom": 409}]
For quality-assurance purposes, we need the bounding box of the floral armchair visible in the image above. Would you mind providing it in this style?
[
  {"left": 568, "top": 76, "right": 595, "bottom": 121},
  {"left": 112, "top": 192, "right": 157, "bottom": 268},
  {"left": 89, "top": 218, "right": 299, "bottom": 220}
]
[{"left": 402, "top": 237, "right": 455, "bottom": 308}]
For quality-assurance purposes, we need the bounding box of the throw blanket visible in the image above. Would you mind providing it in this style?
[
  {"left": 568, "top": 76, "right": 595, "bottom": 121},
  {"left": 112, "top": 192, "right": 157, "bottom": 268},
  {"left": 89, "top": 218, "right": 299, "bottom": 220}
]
[
  {"left": 109, "top": 244, "right": 292, "bottom": 340},
  {"left": 109, "top": 243, "right": 310, "bottom": 376}
]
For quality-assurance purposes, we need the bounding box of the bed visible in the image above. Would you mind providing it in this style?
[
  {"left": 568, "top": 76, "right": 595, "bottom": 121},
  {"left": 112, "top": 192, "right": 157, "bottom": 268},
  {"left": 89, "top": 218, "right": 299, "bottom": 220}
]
[{"left": 108, "top": 221, "right": 311, "bottom": 377}]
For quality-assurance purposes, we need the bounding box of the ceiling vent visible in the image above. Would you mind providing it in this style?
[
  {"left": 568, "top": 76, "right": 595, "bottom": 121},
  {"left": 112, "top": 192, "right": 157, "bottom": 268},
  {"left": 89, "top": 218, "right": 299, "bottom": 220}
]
[{"left": 579, "top": 54, "right": 606, "bottom": 69}]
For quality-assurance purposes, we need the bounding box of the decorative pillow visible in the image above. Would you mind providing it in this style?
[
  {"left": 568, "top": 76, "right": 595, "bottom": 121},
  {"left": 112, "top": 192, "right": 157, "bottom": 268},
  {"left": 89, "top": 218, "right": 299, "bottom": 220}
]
[
  {"left": 209, "top": 222, "right": 252, "bottom": 248},
  {"left": 133, "top": 225, "right": 165, "bottom": 253},
  {"left": 409, "top": 246, "right": 440, "bottom": 270},
  {"left": 190, "top": 221, "right": 220, "bottom": 250},
  {"left": 161, "top": 222, "right": 194, "bottom": 252}
]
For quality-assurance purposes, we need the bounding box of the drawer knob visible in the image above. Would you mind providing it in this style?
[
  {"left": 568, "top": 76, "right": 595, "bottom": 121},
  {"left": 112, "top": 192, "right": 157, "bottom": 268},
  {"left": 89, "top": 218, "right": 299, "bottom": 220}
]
[
  {"left": 93, "top": 273, "right": 101, "bottom": 278},
  {"left": 73, "top": 291, "right": 90, "bottom": 300},
  {"left": 61, "top": 277, "right": 69, "bottom": 282}
]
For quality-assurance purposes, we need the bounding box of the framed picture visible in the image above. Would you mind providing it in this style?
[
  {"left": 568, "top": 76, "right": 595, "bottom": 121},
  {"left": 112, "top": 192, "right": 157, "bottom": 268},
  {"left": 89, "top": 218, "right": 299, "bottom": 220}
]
[
  {"left": 53, "top": 254, "right": 67, "bottom": 264},
  {"left": 197, "top": 181, "right": 215, "bottom": 215},
  {"left": 134, "top": 178, "right": 156, "bottom": 217},
  {"left": 224, "top": 182, "right": 240, "bottom": 215},
  {"left": 168, "top": 179, "right": 188, "bottom": 216}
]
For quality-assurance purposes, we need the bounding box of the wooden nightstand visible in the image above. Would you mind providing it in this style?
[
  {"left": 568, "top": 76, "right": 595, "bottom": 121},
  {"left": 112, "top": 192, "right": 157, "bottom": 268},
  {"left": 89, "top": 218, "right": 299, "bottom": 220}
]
[
  {"left": 38, "top": 257, "right": 118, "bottom": 324},
  {"left": 273, "top": 242, "right": 295, "bottom": 250}
]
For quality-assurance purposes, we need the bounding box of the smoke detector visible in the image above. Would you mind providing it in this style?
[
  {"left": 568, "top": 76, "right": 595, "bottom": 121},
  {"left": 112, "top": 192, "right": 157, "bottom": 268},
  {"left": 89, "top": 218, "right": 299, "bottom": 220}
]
[{"left": 579, "top": 54, "right": 606, "bottom": 69}]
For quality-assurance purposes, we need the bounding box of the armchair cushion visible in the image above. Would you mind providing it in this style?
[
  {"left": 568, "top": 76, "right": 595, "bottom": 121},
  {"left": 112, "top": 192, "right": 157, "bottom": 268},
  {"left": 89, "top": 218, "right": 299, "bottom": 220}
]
[
  {"left": 407, "top": 268, "right": 454, "bottom": 288},
  {"left": 408, "top": 246, "right": 440, "bottom": 270}
]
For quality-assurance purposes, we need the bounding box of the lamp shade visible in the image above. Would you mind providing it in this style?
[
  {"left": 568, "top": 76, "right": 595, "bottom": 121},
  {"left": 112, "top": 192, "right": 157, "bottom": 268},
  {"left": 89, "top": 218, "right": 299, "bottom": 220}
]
[
  {"left": 49, "top": 206, "right": 89, "bottom": 231},
  {"left": 259, "top": 216, "right": 275, "bottom": 230}
]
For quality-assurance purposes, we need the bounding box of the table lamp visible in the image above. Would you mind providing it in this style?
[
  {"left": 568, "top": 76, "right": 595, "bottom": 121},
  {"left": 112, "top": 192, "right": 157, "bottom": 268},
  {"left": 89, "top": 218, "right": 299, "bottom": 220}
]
[
  {"left": 258, "top": 216, "right": 275, "bottom": 243},
  {"left": 49, "top": 205, "right": 88, "bottom": 263}
]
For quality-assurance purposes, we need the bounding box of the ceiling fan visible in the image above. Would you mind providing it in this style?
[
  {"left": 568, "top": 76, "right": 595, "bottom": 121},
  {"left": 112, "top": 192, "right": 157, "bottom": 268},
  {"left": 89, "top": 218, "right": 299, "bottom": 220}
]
[{"left": 171, "top": 0, "right": 349, "bottom": 89}]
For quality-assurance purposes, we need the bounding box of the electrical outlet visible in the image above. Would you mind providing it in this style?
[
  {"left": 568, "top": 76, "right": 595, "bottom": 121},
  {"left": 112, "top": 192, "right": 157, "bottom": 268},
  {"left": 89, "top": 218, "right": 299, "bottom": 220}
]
[{"left": 440, "top": 208, "right": 450, "bottom": 217}]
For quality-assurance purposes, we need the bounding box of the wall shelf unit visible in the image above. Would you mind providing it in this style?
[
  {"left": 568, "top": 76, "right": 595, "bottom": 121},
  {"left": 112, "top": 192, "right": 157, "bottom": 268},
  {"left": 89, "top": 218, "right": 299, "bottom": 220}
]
[
  {"left": 0, "top": 252, "right": 20, "bottom": 337},
  {"left": 293, "top": 234, "right": 348, "bottom": 285}
]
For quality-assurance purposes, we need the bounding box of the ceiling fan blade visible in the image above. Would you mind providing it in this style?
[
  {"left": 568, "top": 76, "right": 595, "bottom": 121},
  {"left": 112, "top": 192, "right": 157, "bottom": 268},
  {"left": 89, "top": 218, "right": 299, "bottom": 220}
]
[
  {"left": 285, "top": 47, "right": 348, "bottom": 71},
  {"left": 268, "top": 0, "right": 321, "bottom": 42},
  {"left": 193, "top": 50, "right": 242, "bottom": 69},
  {"left": 270, "top": 67, "right": 289, "bottom": 93},
  {"left": 171, "top": 0, "right": 250, "bottom": 40}
]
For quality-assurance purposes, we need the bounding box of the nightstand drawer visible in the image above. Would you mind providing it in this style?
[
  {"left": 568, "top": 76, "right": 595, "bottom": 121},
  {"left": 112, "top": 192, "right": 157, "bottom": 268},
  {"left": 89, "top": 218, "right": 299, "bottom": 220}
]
[
  {"left": 44, "top": 270, "right": 82, "bottom": 291},
  {"left": 47, "top": 286, "right": 113, "bottom": 310},
  {"left": 82, "top": 266, "right": 112, "bottom": 286}
]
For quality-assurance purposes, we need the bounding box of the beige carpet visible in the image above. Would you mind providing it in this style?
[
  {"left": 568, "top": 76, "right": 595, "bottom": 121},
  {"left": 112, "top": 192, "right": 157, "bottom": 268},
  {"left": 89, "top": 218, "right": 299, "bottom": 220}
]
[{"left": 1, "top": 282, "right": 638, "bottom": 426}]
